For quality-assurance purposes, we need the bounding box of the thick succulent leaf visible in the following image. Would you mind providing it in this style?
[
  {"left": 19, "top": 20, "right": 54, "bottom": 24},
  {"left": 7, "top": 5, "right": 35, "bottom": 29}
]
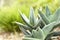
[
  {"left": 40, "top": 16, "right": 46, "bottom": 28},
  {"left": 48, "top": 15, "right": 53, "bottom": 22},
  {"left": 45, "top": 31, "right": 60, "bottom": 40},
  {"left": 38, "top": 10, "right": 50, "bottom": 24},
  {"left": 32, "top": 27, "right": 44, "bottom": 39},
  {"left": 25, "top": 35, "right": 32, "bottom": 38},
  {"left": 34, "top": 17, "right": 38, "bottom": 26},
  {"left": 42, "top": 21, "right": 60, "bottom": 37},
  {"left": 51, "top": 8, "right": 60, "bottom": 22},
  {"left": 29, "top": 7, "right": 35, "bottom": 26},
  {"left": 35, "top": 14, "right": 46, "bottom": 28},
  {"left": 15, "top": 22, "right": 32, "bottom": 30},
  {"left": 19, "top": 11, "right": 33, "bottom": 28},
  {"left": 23, "top": 37, "right": 41, "bottom": 40},
  {"left": 33, "top": 17, "right": 42, "bottom": 28},
  {"left": 20, "top": 13, "right": 29, "bottom": 24},
  {"left": 39, "top": 15, "right": 46, "bottom": 27},
  {"left": 34, "top": 16, "right": 45, "bottom": 29},
  {"left": 19, "top": 26, "right": 30, "bottom": 35},
  {"left": 45, "top": 6, "right": 51, "bottom": 17},
  {"left": 19, "top": 11, "right": 29, "bottom": 23}
]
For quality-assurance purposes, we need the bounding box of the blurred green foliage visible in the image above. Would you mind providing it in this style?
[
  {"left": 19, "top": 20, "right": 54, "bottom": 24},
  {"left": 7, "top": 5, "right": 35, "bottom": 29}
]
[
  {"left": 18, "top": 0, "right": 60, "bottom": 12},
  {"left": 0, "top": 0, "right": 20, "bottom": 32},
  {"left": 0, "top": 0, "right": 60, "bottom": 32}
]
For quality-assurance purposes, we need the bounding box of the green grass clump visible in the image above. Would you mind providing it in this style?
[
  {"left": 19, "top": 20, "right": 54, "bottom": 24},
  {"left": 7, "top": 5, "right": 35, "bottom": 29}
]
[{"left": 0, "top": 6, "right": 21, "bottom": 32}]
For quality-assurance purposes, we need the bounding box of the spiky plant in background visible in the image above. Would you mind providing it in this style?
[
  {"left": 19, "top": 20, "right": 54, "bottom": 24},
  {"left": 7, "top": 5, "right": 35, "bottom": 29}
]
[{"left": 16, "top": 6, "right": 60, "bottom": 40}]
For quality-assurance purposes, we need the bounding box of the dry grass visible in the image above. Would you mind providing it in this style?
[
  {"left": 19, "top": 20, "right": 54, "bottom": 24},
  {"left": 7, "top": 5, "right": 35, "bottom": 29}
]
[{"left": 0, "top": 32, "right": 24, "bottom": 40}]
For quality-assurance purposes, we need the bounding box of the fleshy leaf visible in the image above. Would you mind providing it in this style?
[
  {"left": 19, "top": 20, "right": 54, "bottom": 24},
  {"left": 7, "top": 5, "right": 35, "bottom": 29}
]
[
  {"left": 34, "top": 16, "right": 45, "bottom": 29},
  {"left": 23, "top": 37, "right": 41, "bottom": 40},
  {"left": 48, "top": 15, "right": 53, "bottom": 22},
  {"left": 19, "top": 26, "right": 30, "bottom": 35},
  {"left": 45, "top": 6, "right": 51, "bottom": 17},
  {"left": 15, "top": 22, "right": 32, "bottom": 30},
  {"left": 42, "top": 21, "right": 60, "bottom": 37},
  {"left": 38, "top": 10, "right": 50, "bottom": 24},
  {"left": 45, "top": 31, "right": 60, "bottom": 40},
  {"left": 29, "top": 7, "right": 35, "bottom": 26},
  {"left": 51, "top": 8, "right": 60, "bottom": 22},
  {"left": 19, "top": 11, "right": 29, "bottom": 23},
  {"left": 32, "top": 27, "right": 44, "bottom": 39},
  {"left": 19, "top": 11, "right": 33, "bottom": 28}
]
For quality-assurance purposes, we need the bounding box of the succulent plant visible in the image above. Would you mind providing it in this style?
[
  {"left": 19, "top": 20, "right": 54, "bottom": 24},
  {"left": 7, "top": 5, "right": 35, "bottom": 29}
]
[
  {"left": 23, "top": 21, "right": 60, "bottom": 40},
  {"left": 39, "top": 6, "right": 60, "bottom": 24},
  {"left": 38, "top": 6, "right": 60, "bottom": 29},
  {"left": 15, "top": 7, "right": 43, "bottom": 35},
  {"left": 15, "top": 6, "right": 60, "bottom": 40}
]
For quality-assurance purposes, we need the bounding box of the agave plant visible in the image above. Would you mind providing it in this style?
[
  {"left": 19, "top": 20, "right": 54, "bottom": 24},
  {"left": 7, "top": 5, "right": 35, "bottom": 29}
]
[
  {"left": 15, "top": 7, "right": 43, "bottom": 35},
  {"left": 38, "top": 6, "right": 60, "bottom": 30},
  {"left": 38, "top": 6, "right": 60, "bottom": 24},
  {"left": 23, "top": 20, "right": 60, "bottom": 40},
  {"left": 15, "top": 6, "right": 60, "bottom": 40}
]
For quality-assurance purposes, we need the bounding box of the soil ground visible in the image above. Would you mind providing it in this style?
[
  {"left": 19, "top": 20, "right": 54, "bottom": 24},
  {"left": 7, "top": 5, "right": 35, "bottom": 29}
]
[
  {"left": 0, "top": 27, "right": 60, "bottom": 40},
  {"left": 0, "top": 32, "right": 24, "bottom": 40}
]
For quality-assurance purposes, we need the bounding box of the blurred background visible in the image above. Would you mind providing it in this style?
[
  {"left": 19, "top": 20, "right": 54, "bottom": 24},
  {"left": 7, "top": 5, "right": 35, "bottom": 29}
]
[{"left": 0, "top": 0, "right": 60, "bottom": 33}]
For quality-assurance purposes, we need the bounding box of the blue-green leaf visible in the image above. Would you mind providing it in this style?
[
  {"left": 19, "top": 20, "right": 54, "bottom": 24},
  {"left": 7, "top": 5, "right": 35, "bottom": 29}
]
[
  {"left": 45, "top": 6, "right": 51, "bottom": 17},
  {"left": 38, "top": 10, "right": 50, "bottom": 24},
  {"left": 51, "top": 8, "right": 60, "bottom": 22},
  {"left": 19, "top": 26, "right": 30, "bottom": 35},
  {"left": 15, "top": 22, "right": 32, "bottom": 30},
  {"left": 32, "top": 27, "right": 44, "bottom": 39},
  {"left": 42, "top": 21, "right": 60, "bottom": 37},
  {"left": 23, "top": 37, "right": 41, "bottom": 40},
  {"left": 29, "top": 7, "right": 35, "bottom": 26},
  {"left": 19, "top": 11, "right": 33, "bottom": 28},
  {"left": 34, "top": 17, "right": 45, "bottom": 29}
]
